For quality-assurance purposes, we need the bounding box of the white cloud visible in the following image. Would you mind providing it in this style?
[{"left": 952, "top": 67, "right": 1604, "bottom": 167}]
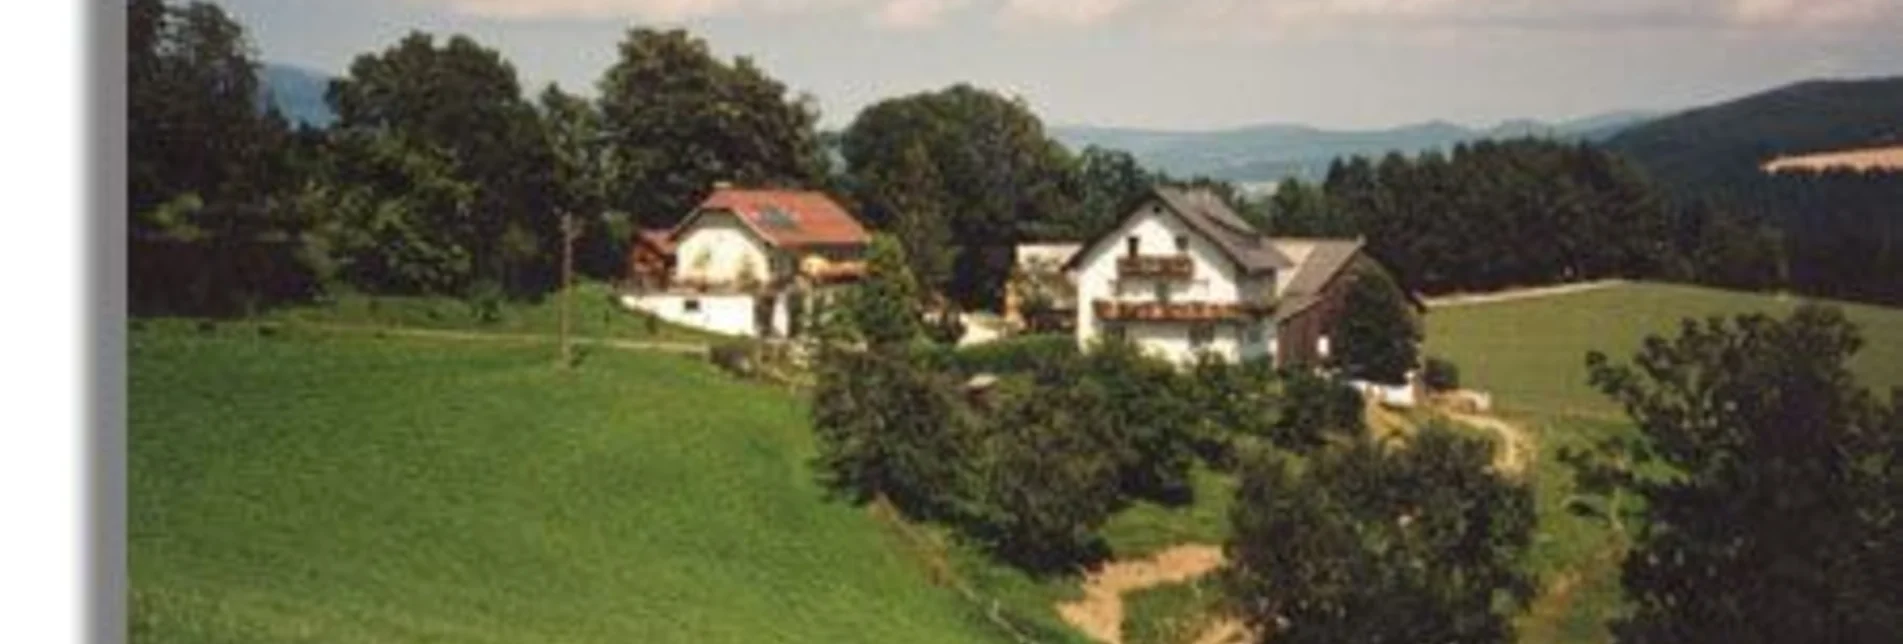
[
  {"left": 873, "top": 0, "right": 970, "bottom": 29},
  {"left": 1148, "top": 0, "right": 1903, "bottom": 39},
  {"left": 432, "top": 0, "right": 742, "bottom": 21},
  {"left": 416, "top": 0, "right": 974, "bottom": 29},
  {"left": 999, "top": 0, "right": 1135, "bottom": 26},
  {"left": 409, "top": 0, "right": 1903, "bottom": 33},
  {"left": 1728, "top": 0, "right": 1899, "bottom": 27}
]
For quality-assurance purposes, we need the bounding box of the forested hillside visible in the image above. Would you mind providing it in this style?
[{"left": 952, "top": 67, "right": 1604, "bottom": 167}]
[
  {"left": 1256, "top": 139, "right": 1780, "bottom": 297},
  {"left": 1605, "top": 77, "right": 1903, "bottom": 306},
  {"left": 1605, "top": 77, "right": 1903, "bottom": 189}
]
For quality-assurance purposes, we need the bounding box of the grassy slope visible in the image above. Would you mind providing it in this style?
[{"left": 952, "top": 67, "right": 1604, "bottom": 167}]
[
  {"left": 129, "top": 325, "right": 1003, "bottom": 643},
  {"left": 261, "top": 281, "right": 725, "bottom": 344},
  {"left": 1425, "top": 282, "right": 1903, "bottom": 642}
]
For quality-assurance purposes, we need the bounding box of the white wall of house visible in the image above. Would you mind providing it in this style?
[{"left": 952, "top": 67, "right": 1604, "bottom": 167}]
[
  {"left": 622, "top": 293, "right": 763, "bottom": 337},
  {"left": 1073, "top": 198, "right": 1276, "bottom": 365},
  {"left": 673, "top": 213, "right": 776, "bottom": 286},
  {"left": 1110, "top": 322, "right": 1249, "bottom": 364},
  {"left": 1349, "top": 372, "right": 1421, "bottom": 408}
]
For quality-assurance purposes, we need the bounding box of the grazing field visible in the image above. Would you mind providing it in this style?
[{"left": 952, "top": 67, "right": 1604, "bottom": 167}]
[
  {"left": 1425, "top": 281, "right": 1903, "bottom": 417},
  {"left": 1762, "top": 144, "right": 1903, "bottom": 174},
  {"left": 129, "top": 323, "right": 1006, "bottom": 643},
  {"left": 1425, "top": 281, "right": 1903, "bottom": 642}
]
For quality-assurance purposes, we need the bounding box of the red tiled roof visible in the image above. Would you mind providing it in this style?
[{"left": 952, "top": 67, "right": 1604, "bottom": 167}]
[{"left": 681, "top": 188, "right": 870, "bottom": 249}]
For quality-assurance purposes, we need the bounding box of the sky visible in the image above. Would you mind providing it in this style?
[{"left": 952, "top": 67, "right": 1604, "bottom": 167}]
[{"left": 220, "top": 0, "right": 1903, "bottom": 130}]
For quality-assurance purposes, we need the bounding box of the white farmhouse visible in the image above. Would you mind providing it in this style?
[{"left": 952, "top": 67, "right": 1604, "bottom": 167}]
[
  {"left": 621, "top": 185, "right": 869, "bottom": 338},
  {"left": 1065, "top": 186, "right": 1412, "bottom": 368}
]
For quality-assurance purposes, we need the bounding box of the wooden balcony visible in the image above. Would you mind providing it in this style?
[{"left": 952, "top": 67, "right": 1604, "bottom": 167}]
[
  {"left": 1093, "top": 299, "right": 1275, "bottom": 322},
  {"left": 1116, "top": 254, "right": 1195, "bottom": 279}
]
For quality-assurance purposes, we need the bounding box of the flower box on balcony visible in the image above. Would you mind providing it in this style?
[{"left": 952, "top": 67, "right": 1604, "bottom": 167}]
[
  {"left": 1116, "top": 254, "right": 1194, "bottom": 279},
  {"left": 1093, "top": 299, "right": 1249, "bottom": 322}
]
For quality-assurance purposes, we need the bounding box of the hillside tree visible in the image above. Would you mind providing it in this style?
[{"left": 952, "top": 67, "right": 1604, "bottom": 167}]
[
  {"left": 1332, "top": 263, "right": 1421, "bottom": 384},
  {"left": 597, "top": 28, "right": 825, "bottom": 227},
  {"left": 841, "top": 84, "right": 1079, "bottom": 309},
  {"left": 1565, "top": 305, "right": 1903, "bottom": 641},
  {"left": 854, "top": 143, "right": 956, "bottom": 294},
  {"left": 326, "top": 31, "right": 555, "bottom": 296}
]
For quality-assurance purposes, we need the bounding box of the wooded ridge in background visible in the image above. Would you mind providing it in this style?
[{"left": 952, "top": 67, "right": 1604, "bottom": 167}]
[{"left": 131, "top": 0, "right": 1903, "bottom": 319}]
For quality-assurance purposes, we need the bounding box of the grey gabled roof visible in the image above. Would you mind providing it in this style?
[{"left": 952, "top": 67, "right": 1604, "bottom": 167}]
[
  {"left": 1278, "top": 238, "right": 1364, "bottom": 297},
  {"left": 1149, "top": 186, "right": 1295, "bottom": 274}
]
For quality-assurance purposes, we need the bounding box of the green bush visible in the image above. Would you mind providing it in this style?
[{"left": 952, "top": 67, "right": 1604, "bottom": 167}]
[
  {"left": 1423, "top": 356, "right": 1461, "bottom": 392},
  {"left": 1273, "top": 370, "right": 1364, "bottom": 450},
  {"left": 1225, "top": 425, "right": 1536, "bottom": 643},
  {"left": 968, "top": 377, "right": 1122, "bottom": 572},
  {"left": 1185, "top": 355, "right": 1282, "bottom": 465},
  {"left": 928, "top": 334, "right": 1079, "bottom": 377},
  {"left": 810, "top": 346, "right": 978, "bottom": 522}
]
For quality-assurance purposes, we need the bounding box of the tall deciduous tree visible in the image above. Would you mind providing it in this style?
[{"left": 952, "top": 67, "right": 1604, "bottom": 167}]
[
  {"left": 538, "top": 83, "right": 628, "bottom": 282},
  {"left": 856, "top": 143, "right": 956, "bottom": 294},
  {"left": 1332, "top": 263, "right": 1420, "bottom": 384},
  {"left": 1567, "top": 305, "right": 1903, "bottom": 641},
  {"left": 842, "top": 84, "right": 1079, "bottom": 309},
  {"left": 128, "top": 0, "right": 302, "bottom": 315},
  {"left": 1226, "top": 427, "right": 1537, "bottom": 643},
  {"left": 597, "top": 28, "right": 824, "bottom": 227},
  {"left": 327, "top": 31, "right": 555, "bottom": 296},
  {"left": 129, "top": 0, "right": 277, "bottom": 219}
]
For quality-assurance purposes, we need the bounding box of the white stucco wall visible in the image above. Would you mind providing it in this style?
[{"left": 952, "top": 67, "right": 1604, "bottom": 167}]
[
  {"left": 1072, "top": 199, "right": 1275, "bottom": 366},
  {"left": 673, "top": 212, "right": 775, "bottom": 286},
  {"left": 1350, "top": 372, "right": 1421, "bottom": 408},
  {"left": 1116, "top": 322, "right": 1241, "bottom": 364}
]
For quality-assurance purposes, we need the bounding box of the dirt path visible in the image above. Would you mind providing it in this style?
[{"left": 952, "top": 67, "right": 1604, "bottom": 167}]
[
  {"left": 1445, "top": 412, "right": 1535, "bottom": 477},
  {"left": 282, "top": 322, "right": 713, "bottom": 356},
  {"left": 1057, "top": 545, "right": 1226, "bottom": 644},
  {"left": 1424, "top": 280, "right": 1625, "bottom": 309}
]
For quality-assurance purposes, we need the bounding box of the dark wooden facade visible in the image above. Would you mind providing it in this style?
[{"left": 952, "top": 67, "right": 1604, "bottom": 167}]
[
  {"left": 625, "top": 230, "right": 675, "bottom": 290},
  {"left": 1275, "top": 254, "right": 1370, "bottom": 367}
]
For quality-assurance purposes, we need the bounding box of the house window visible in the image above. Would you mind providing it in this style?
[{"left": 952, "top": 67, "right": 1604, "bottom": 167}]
[
  {"left": 684, "top": 298, "right": 702, "bottom": 313},
  {"left": 1244, "top": 325, "right": 1264, "bottom": 345},
  {"left": 1154, "top": 282, "right": 1171, "bottom": 304},
  {"left": 1104, "top": 323, "right": 1126, "bottom": 341},
  {"left": 1174, "top": 235, "right": 1189, "bottom": 254},
  {"left": 1317, "top": 334, "right": 1331, "bottom": 358},
  {"left": 1126, "top": 236, "right": 1140, "bottom": 257},
  {"left": 1190, "top": 324, "right": 1215, "bottom": 348}
]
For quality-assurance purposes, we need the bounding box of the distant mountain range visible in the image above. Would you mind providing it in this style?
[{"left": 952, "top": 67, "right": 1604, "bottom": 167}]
[
  {"left": 1051, "top": 110, "right": 1659, "bottom": 185},
  {"left": 258, "top": 63, "right": 337, "bottom": 128}
]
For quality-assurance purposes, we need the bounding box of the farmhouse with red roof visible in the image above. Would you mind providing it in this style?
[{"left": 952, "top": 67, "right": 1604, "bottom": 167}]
[{"left": 621, "top": 184, "right": 871, "bottom": 338}]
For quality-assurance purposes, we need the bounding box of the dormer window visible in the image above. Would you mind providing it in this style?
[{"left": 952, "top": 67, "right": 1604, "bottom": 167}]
[
  {"left": 1174, "top": 235, "right": 1189, "bottom": 254},
  {"left": 1126, "top": 236, "right": 1139, "bottom": 258}
]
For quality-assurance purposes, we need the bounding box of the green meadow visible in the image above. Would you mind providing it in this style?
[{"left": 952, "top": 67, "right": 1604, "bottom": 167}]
[
  {"left": 1425, "top": 281, "right": 1903, "bottom": 417},
  {"left": 129, "top": 323, "right": 1007, "bottom": 643}
]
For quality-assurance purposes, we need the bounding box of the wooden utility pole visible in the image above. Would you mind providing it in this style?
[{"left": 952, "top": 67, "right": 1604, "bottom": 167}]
[{"left": 560, "top": 211, "right": 577, "bottom": 367}]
